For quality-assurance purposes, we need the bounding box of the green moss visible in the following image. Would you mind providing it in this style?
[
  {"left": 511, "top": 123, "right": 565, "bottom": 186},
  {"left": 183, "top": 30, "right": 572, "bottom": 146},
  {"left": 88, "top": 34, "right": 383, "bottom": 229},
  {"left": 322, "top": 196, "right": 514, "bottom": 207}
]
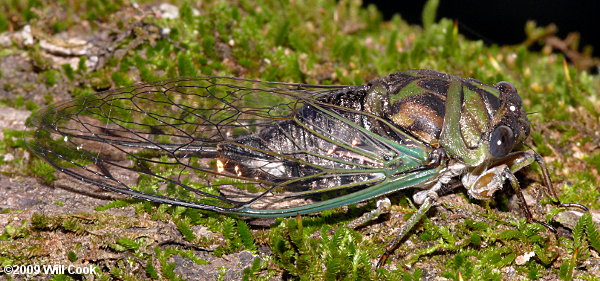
[
  {"left": 62, "top": 64, "right": 75, "bottom": 80},
  {"left": 587, "top": 153, "right": 600, "bottom": 174},
  {"left": 110, "top": 71, "right": 132, "bottom": 86},
  {"left": 30, "top": 158, "right": 56, "bottom": 183},
  {"left": 0, "top": 13, "right": 8, "bottom": 32},
  {"left": 48, "top": 275, "right": 74, "bottom": 281},
  {"left": 2, "top": 82, "right": 15, "bottom": 92},
  {"left": 177, "top": 53, "right": 197, "bottom": 77},
  {"left": 67, "top": 251, "right": 77, "bottom": 262},
  {"left": 110, "top": 237, "right": 145, "bottom": 252},
  {"left": 175, "top": 219, "right": 196, "bottom": 242},
  {"left": 42, "top": 69, "right": 60, "bottom": 86},
  {"left": 269, "top": 217, "right": 377, "bottom": 279},
  {"left": 31, "top": 46, "right": 53, "bottom": 71},
  {"left": 1, "top": 220, "right": 30, "bottom": 240}
]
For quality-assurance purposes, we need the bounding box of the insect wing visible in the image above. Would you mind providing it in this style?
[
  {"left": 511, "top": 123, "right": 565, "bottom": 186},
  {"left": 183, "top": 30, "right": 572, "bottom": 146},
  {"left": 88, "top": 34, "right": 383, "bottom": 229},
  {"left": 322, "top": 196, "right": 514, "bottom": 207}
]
[{"left": 27, "top": 77, "right": 434, "bottom": 217}]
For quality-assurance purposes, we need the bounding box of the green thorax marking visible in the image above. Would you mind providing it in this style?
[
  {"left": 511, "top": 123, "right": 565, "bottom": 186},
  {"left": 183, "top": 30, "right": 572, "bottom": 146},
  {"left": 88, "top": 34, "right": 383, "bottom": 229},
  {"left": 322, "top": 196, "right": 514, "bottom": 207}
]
[{"left": 440, "top": 79, "right": 496, "bottom": 165}]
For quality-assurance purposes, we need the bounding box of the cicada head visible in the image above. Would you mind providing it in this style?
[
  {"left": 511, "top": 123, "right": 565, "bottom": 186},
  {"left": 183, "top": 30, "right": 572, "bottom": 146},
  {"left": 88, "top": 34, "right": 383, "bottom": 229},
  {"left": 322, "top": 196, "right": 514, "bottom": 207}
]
[{"left": 488, "top": 81, "right": 530, "bottom": 159}]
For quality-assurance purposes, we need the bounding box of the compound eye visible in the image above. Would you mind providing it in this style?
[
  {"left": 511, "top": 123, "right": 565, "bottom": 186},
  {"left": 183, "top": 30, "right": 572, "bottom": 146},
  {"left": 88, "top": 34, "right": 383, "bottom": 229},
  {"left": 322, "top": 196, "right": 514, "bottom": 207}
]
[{"left": 490, "top": 125, "right": 515, "bottom": 158}]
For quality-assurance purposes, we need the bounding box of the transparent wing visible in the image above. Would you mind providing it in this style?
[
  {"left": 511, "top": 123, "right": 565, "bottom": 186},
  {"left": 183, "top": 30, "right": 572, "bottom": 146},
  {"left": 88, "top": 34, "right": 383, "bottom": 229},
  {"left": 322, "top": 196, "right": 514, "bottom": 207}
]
[{"left": 27, "top": 77, "right": 434, "bottom": 217}]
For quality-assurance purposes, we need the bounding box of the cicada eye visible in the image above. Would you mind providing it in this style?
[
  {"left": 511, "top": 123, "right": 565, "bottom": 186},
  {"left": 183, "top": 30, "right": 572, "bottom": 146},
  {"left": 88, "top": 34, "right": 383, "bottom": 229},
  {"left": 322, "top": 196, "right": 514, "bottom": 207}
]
[{"left": 490, "top": 125, "right": 515, "bottom": 158}]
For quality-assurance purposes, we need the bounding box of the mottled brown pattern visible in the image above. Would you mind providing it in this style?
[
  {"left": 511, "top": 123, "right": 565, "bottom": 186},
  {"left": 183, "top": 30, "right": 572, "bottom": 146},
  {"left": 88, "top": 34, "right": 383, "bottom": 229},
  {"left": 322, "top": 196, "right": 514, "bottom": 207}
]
[
  {"left": 392, "top": 101, "right": 444, "bottom": 145},
  {"left": 387, "top": 75, "right": 449, "bottom": 146}
]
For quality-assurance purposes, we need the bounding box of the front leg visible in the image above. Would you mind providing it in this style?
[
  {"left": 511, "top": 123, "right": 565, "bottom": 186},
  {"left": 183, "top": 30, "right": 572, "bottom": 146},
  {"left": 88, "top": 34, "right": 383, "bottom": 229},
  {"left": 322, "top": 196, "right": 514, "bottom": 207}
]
[
  {"left": 467, "top": 163, "right": 537, "bottom": 223},
  {"left": 491, "top": 150, "right": 587, "bottom": 211},
  {"left": 466, "top": 150, "right": 587, "bottom": 229},
  {"left": 465, "top": 149, "right": 540, "bottom": 201}
]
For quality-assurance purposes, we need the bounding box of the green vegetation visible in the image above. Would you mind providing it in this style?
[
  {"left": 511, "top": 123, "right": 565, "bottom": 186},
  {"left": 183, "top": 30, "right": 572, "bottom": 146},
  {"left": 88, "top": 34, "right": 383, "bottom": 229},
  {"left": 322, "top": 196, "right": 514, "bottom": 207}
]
[{"left": 0, "top": 0, "right": 598, "bottom": 279}]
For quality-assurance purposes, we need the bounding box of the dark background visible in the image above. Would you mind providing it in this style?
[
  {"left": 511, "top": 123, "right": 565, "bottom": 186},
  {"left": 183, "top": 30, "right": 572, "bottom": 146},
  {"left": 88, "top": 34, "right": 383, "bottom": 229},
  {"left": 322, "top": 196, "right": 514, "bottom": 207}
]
[{"left": 363, "top": 0, "right": 600, "bottom": 57}]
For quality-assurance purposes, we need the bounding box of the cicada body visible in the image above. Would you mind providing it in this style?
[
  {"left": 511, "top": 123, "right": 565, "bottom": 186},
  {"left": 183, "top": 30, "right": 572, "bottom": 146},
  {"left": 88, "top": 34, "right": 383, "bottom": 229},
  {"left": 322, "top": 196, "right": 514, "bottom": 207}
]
[{"left": 28, "top": 70, "right": 584, "bottom": 264}]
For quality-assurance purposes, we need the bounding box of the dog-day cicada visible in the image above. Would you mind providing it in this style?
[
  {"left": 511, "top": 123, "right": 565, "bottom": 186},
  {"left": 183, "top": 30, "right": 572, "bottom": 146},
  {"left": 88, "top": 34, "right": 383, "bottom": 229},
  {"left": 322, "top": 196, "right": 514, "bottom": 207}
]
[{"left": 28, "top": 69, "right": 587, "bottom": 266}]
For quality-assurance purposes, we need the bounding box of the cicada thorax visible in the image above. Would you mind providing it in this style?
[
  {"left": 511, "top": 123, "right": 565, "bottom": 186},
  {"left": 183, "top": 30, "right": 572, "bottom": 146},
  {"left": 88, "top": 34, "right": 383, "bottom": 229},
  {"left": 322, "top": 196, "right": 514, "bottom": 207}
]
[{"left": 367, "top": 70, "right": 530, "bottom": 166}]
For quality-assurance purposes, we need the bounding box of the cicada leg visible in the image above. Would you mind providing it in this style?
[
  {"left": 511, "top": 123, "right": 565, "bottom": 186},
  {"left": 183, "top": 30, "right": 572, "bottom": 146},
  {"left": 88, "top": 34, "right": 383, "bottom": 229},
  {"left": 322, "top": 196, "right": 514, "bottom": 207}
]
[
  {"left": 531, "top": 151, "right": 588, "bottom": 211},
  {"left": 347, "top": 197, "right": 392, "bottom": 229},
  {"left": 376, "top": 193, "right": 436, "bottom": 268},
  {"left": 467, "top": 150, "right": 588, "bottom": 232},
  {"left": 500, "top": 150, "right": 588, "bottom": 212}
]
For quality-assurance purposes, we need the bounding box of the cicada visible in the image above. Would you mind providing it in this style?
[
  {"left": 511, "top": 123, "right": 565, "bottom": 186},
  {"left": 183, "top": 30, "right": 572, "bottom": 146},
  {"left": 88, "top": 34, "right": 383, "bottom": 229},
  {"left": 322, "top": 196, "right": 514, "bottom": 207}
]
[{"left": 27, "top": 70, "right": 586, "bottom": 266}]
